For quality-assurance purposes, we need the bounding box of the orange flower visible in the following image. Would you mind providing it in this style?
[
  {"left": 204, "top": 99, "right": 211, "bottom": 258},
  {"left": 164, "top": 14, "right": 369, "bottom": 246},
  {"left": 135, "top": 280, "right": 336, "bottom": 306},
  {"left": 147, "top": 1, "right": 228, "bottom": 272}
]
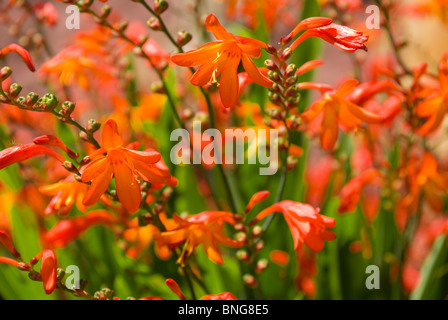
[
  {"left": 0, "top": 44, "right": 35, "bottom": 72},
  {"left": 39, "top": 174, "right": 90, "bottom": 216},
  {"left": 42, "top": 210, "right": 116, "bottom": 249},
  {"left": 300, "top": 79, "right": 383, "bottom": 150},
  {"left": 156, "top": 211, "right": 244, "bottom": 266},
  {"left": 0, "top": 142, "right": 66, "bottom": 170},
  {"left": 290, "top": 22, "right": 369, "bottom": 52},
  {"left": 200, "top": 292, "right": 238, "bottom": 300},
  {"left": 416, "top": 57, "right": 448, "bottom": 136},
  {"left": 0, "top": 230, "right": 20, "bottom": 258},
  {"left": 81, "top": 119, "right": 174, "bottom": 213},
  {"left": 245, "top": 190, "right": 270, "bottom": 213},
  {"left": 33, "top": 249, "right": 58, "bottom": 294},
  {"left": 404, "top": 152, "right": 448, "bottom": 213},
  {"left": 256, "top": 201, "right": 336, "bottom": 251},
  {"left": 171, "top": 14, "right": 272, "bottom": 108},
  {"left": 295, "top": 249, "right": 317, "bottom": 298},
  {"left": 338, "top": 168, "right": 383, "bottom": 215}
]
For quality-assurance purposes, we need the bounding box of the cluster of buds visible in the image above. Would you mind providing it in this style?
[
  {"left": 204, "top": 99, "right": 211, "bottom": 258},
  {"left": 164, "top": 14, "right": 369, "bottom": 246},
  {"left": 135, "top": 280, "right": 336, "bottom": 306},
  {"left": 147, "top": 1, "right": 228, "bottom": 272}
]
[{"left": 265, "top": 60, "right": 301, "bottom": 111}]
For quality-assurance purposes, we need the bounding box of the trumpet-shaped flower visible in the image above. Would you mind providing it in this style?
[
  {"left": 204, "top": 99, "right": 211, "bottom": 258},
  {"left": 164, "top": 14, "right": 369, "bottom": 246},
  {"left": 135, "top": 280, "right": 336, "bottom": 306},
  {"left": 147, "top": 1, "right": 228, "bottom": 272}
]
[
  {"left": 155, "top": 211, "right": 244, "bottom": 266},
  {"left": 81, "top": 119, "right": 175, "bottom": 213},
  {"left": 256, "top": 201, "right": 336, "bottom": 251},
  {"left": 0, "top": 44, "right": 35, "bottom": 72},
  {"left": 42, "top": 211, "right": 116, "bottom": 248},
  {"left": 299, "top": 79, "right": 383, "bottom": 150},
  {"left": 171, "top": 14, "right": 272, "bottom": 108},
  {"left": 39, "top": 175, "right": 90, "bottom": 216},
  {"left": 416, "top": 57, "right": 448, "bottom": 136},
  {"left": 290, "top": 22, "right": 369, "bottom": 52}
]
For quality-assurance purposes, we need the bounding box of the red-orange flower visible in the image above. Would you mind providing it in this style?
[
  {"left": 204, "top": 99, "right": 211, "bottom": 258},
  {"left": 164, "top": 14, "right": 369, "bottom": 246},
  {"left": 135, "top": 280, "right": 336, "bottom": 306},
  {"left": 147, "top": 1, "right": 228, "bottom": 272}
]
[
  {"left": 171, "top": 14, "right": 272, "bottom": 108},
  {"left": 81, "top": 119, "right": 175, "bottom": 213},
  {"left": 156, "top": 211, "right": 244, "bottom": 265},
  {"left": 290, "top": 22, "right": 369, "bottom": 52},
  {"left": 0, "top": 44, "right": 35, "bottom": 72},
  {"left": 416, "top": 57, "right": 448, "bottom": 136},
  {"left": 39, "top": 174, "right": 90, "bottom": 216},
  {"left": 33, "top": 249, "right": 58, "bottom": 294},
  {"left": 338, "top": 168, "right": 383, "bottom": 216},
  {"left": 0, "top": 230, "right": 20, "bottom": 258},
  {"left": 42, "top": 210, "right": 116, "bottom": 248},
  {"left": 200, "top": 292, "right": 238, "bottom": 300},
  {"left": 0, "top": 142, "right": 66, "bottom": 170},
  {"left": 300, "top": 79, "right": 383, "bottom": 150},
  {"left": 256, "top": 201, "right": 336, "bottom": 251}
]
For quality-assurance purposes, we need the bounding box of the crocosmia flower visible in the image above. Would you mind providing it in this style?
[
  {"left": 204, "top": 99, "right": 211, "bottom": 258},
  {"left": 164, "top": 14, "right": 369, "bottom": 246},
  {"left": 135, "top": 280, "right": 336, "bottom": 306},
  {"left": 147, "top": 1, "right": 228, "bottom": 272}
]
[
  {"left": 299, "top": 79, "right": 383, "bottom": 150},
  {"left": 256, "top": 201, "right": 336, "bottom": 252},
  {"left": 171, "top": 14, "right": 272, "bottom": 108},
  {"left": 0, "top": 44, "right": 35, "bottom": 72},
  {"left": 81, "top": 119, "right": 174, "bottom": 213},
  {"left": 156, "top": 211, "right": 244, "bottom": 265}
]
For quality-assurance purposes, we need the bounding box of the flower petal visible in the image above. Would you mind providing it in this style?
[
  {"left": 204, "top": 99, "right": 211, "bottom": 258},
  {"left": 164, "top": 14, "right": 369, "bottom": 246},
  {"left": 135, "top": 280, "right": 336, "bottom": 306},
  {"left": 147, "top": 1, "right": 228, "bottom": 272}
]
[
  {"left": 102, "top": 119, "right": 124, "bottom": 151},
  {"left": 219, "top": 53, "right": 241, "bottom": 108}
]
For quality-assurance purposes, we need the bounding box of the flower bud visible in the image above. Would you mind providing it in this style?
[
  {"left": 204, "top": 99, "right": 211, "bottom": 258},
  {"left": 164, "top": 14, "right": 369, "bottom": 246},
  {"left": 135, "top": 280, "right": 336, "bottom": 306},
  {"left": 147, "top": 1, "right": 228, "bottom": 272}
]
[
  {"left": 265, "top": 44, "right": 277, "bottom": 55},
  {"left": 252, "top": 225, "right": 263, "bottom": 238},
  {"left": 177, "top": 30, "right": 192, "bottom": 47},
  {"left": 254, "top": 240, "right": 264, "bottom": 252},
  {"left": 61, "top": 101, "right": 75, "bottom": 117},
  {"left": 285, "top": 64, "right": 297, "bottom": 77},
  {"left": 86, "top": 119, "right": 101, "bottom": 133},
  {"left": 100, "top": 5, "right": 111, "bottom": 18},
  {"left": 236, "top": 250, "right": 250, "bottom": 262},
  {"left": 284, "top": 74, "right": 298, "bottom": 87},
  {"left": 267, "top": 70, "right": 282, "bottom": 83},
  {"left": 26, "top": 92, "right": 39, "bottom": 106},
  {"left": 264, "top": 59, "right": 278, "bottom": 71},
  {"left": 0, "top": 66, "right": 12, "bottom": 81},
  {"left": 154, "top": 0, "right": 169, "bottom": 15},
  {"left": 8, "top": 83, "right": 22, "bottom": 99},
  {"left": 242, "top": 274, "right": 257, "bottom": 287},
  {"left": 147, "top": 17, "right": 162, "bottom": 31},
  {"left": 280, "top": 47, "right": 293, "bottom": 60},
  {"left": 256, "top": 259, "right": 269, "bottom": 273}
]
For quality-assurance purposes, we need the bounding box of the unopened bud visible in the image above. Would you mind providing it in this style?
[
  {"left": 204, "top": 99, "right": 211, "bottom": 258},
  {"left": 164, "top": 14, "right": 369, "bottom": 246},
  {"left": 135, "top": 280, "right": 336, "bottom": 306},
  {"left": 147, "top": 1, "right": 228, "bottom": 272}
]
[
  {"left": 280, "top": 48, "right": 293, "bottom": 60},
  {"left": 39, "top": 93, "right": 58, "bottom": 111},
  {"left": 177, "top": 30, "right": 192, "bottom": 47},
  {"left": 267, "top": 70, "right": 281, "bottom": 83},
  {"left": 137, "top": 34, "right": 148, "bottom": 47},
  {"left": 254, "top": 240, "right": 264, "bottom": 252},
  {"left": 8, "top": 83, "right": 22, "bottom": 99},
  {"left": 234, "top": 223, "right": 245, "bottom": 232},
  {"left": 87, "top": 119, "right": 101, "bottom": 133},
  {"left": 256, "top": 259, "right": 269, "bottom": 273},
  {"left": 25, "top": 92, "right": 39, "bottom": 106},
  {"left": 17, "top": 262, "right": 31, "bottom": 271},
  {"left": 100, "top": 5, "right": 111, "bottom": 18},
  {"left": 236, "top": 250, "right": 250, "bottom": 262},
  {"left": 235, "top": 232, "right": 247, "bottom": 243},
  {"left": 281, "top": 33, "right": 293, "bottom": 45},
  {"left": 151, "top": 81, "right": 165, "bottom": 94},
  {"left": 61, "top": 101, "right": 75, "bottom": 117},
  {"left": 147, "top": 17, "right": 162, "bottom": 31},
  {"left": 63, "top": 161, "right": 79, "bottom": 173},
  {"left": 154, "top": 0, "right": 169, "bottom": 15},
  {"left": 0, "top": 66, "right": 12, "bottom": 81},
  {"left": 284, "top": 74, "right": 298, "bottom": 87},
  {"left": 265, "top": 44, "right": 277, "bottom": 55},
  {"left": 252, "top": 225, "right": 262, "bottom": 238},
  {"left": 285, "top": 64, "right": 297, "bottom": 77},
  {"left": 264, "top": 59, "right": 278, "bottom": 71},
  {"left": 242, "top": 274, "right": 257, "bottom": 287}
]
